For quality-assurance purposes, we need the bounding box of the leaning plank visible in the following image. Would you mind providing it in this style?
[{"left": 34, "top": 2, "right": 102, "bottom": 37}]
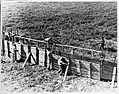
[
  {"left": 111, "top": 67, "right": 117, "bottom": 89},
  {"left": 63, "top": 63, "right": 70, "bottom": 82},
  {"left": 22, "top": 53, "right": 31, "bottom": 68},
  {"left": 31, "top": 53, "right": 36, "bottom": 64}
]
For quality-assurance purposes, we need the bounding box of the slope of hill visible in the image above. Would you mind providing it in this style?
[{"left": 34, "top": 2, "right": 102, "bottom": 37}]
[{"left": 2, "top": 2, "right": 117, "bottom": 50}]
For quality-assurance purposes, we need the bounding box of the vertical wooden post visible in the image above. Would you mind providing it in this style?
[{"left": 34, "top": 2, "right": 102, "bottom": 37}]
[
  {"left": 8, "top": 32, "right": 11, "bottom": 41},
  {"left": 22, "top": 39, "right": 25, "bottom": 44},
  {"left": 100, "top": 58, "right": 103, "bottom": 80},
  {"left": 17, "top": 30, "right": 19, "bottom": 36},
  {"left": 20, "top": 44, "right": 26, "bottom": 61},
  {"left": 44, "top": 45, "right": 47, "bottom": 67},
  {"left": 28, "top": 40, "right": 31, "bottom": 63},
  {"left": 91, "top": 51, "right": 93, "bottom": 58},
  {"left": 89, "top": 63, "right": 92, "bottom": 79},
  {"left": 12, "top": 35, "right": 15, "bottom": 45},
  {"left": 100, "top": 52, "right": 104, "bottom": 81},
  {"left": 21, "top": 44, "right": 24, "bottom": 57},
  {"left": 36, "top": 42, "right": 39, "bottom": 65},
  {"left": 2, "top": 31, "right": 5, "bottom": 56},
  {"left": 79, "top": 61, "right": 82, "bottom": 76},
  {"left": 7, "top": 41, "right": 11, "bottom": 58},
  {"left": 14, "top": 43, "right": 17, "bottom": 61},
  {"left": 111, "top": 67, "right": 116, "bottom": 89}
]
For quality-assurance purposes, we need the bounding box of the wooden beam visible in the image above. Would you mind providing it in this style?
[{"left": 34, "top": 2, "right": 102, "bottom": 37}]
[
  {"left": 28, "top": 40, "right": 31, "bottom": 63},
  {"left": 7, "top": 41, "right": 11, "bottom": 58},
  {"left": 111, "top": 67, "right": 116, "bottom": 89},
  {"left": 2, "top": 31, "right": 5, "bottom": 56},
  {"left": 79, "top": 61, "right": 82, "bottom": 76},
  {"left": 36, "top": 47, "right": 39, "bottom": 65},
  {"left": 22, "top": 53, "right": 31, "bottom": 68},
  {"left": 31, "top": 53, "right": 36, "bottom": 64},
  {"left": 44, "top": 46, "right": 47, "bottom": 67},
  {"left": 15, "top": 36, "right": 102, "bottom": 54},
  {"left": 89, "top": 63, "right": 92, "bottom": 79},
  {"left": 15, "top": 36, "right": 46, "bottom": 43},
  {"left": 14, "top": 43, "right": 17, "bottom": 61}
]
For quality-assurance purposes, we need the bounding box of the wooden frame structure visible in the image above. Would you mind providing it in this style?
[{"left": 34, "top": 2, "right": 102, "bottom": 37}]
[{"left": 1, "top": 30, "right": 117, "bottom": 82}]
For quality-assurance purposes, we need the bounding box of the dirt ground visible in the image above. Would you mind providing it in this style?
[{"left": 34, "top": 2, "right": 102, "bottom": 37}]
[{"left": 0, "top": 58, "right": 118, "bottom": 93}]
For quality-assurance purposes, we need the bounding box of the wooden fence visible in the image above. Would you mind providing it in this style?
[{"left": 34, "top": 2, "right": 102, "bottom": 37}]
[{"left": 1, "top": 31, "right": 117, "bottom": 82}]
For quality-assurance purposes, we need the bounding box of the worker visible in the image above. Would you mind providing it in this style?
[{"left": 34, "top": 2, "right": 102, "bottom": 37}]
[
  {"left": 100, "top": 36, "right": 105, "bottom": 50},
  {"left": 58, "top": 51, "right": 68, "bottom": 76},
  {"left": 46, "top": 48, "right": 53, "bottom": 70}
]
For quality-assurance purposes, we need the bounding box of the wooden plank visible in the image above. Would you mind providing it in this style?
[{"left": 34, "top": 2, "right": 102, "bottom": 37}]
[
  {"left": 90, "top": 63, "right": 100, "bottom": 80},
  {"left": 2, "top": 31, "right": 5, "bottom": 56},
  {"left": 79, "top": 60, "right": 90, "bottom": 70},
  {"left": 80, "top": 68, "right": 89, "bottom": 77},
  {"left": 7, "top": 41, "right": 11, "bottom": 58},
  {"left": 36, "top": 47, "right": 39, "bottom": 65},
  {"left": 103, "top": 60, "right": 117, "bottom": 67},
  {"left": 21, "top": 44, "right": 27, "bottom": 61},
  {"left": 22, "top": 53, "right": 31, "bottom": 68},
  {"left": 44, "top": 46, "right": 47, "bottom": 67},
  {"left": 101, "top": 72, "right": 117, "bottom": 81},
  {"left": 31, "top": 46, "right": 36, "bottom": 64},
  {"left": 4, "top": 40, "right": 7, "bottom": 57},
  {"left": 28, "top": 40, "right": 31, "bottom": 63},
  {"left": 102, "top": 70, "right": 117, "bottom": 77},
  {"left": 91, "top": 72, "right": 100, "bottom": 80},
  {"left": 79, "top": 60, "right": 82, "bottom": 75},
  {"left": 56, "top": 43, "right": 102, "bottom": 53},
  {"left": 14, "top": 43, "right": 17, "bottom": 61},
  {"left": 16, "top": 42, "right": 21, "bottom": 60},
  {"left": 102, "top": 65, "right": 114, "bottom": 72},
  {"left": 89, "top": 63, "right": 92, "bottom": 79},
  {"left": 39, "top": 48, "right": 45, "bottom": 66},
  {"left": 100, "top": 58, "right": 103, "bottom": 80},
  {"left": 2, "top": 39, "right": 5, "bottom": 56},
  {"left": 15, "top": 36, "right": 46, "bottom": 43},
  {"left": 111, "top": 67, "right": 117, "bottom": 89},
  {"left": 31, "top": 53, "right": 36, "bottom": 64}
]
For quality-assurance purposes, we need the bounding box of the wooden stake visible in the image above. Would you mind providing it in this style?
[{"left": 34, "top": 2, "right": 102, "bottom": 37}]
[
  {"left": 22, "top": 53, "right": 31, "bottom": 68},
  {"left": 31, "top": 53, "right": 36, "bottom": 64},
  {"left": 63, "top": 64, "right": 69, "bottom": 82},
  {"left": 2, "top": 32, "right": 5, "bottom": 56},
  {"left": 28, "top": 40, "right": 31, "bottom": 63},
  {"left": 21, "top": 44, "right": 25, "bottom": 60},
  {"left": 79, "top": 61, "right": 82, "bottom": 76},
  {"left": 44, "top": 45, "right": 47, "bottom": 67},
  {"left": 7, "top": 41, "right": 11, "bottom": 58},
  {"left": 111, "top": 67, "right": 116, "bottom": 89},
  {"left": 89, "top": 63, "right": 92, "bottom": 79},
  {"left": 36, "top": 42, "right": 39, "bottom": 65},
  {"left": 14, "top": 43, "right": 17, "bottom": 61},
  {"left": 63, "top": 55, "right": 70, "bottom": 82}
]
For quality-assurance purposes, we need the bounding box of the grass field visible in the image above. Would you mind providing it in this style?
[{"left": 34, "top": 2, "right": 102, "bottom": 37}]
[
  {"left": 1, "top": 1, "right": 117, "bottom": 92},
  {"left": 2, "top": 2, "right": 117, "bottom": 48},
  {"left": 1, "top": 60, "right": 118, "bottom": 92}
]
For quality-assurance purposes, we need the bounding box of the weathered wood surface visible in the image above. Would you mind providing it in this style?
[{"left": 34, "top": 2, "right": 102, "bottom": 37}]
[{"left": 3, "top": 37, "right": 117, "bottom": 81}]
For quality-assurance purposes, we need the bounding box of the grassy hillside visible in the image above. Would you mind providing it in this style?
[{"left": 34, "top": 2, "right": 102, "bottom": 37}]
[{"left": 2, "top": 2, "right": 117, "bottom": 50}]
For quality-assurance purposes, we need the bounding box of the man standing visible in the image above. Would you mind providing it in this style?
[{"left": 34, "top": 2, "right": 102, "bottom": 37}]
[
  {"left": 46, "top": 48, "right": 53, "bottom": 70},
  {"left": 100, "top": 36, "right": 105, "bottom": 50},
  {"left": 58, "top": 52, "right": 68, "bottom": 76}
]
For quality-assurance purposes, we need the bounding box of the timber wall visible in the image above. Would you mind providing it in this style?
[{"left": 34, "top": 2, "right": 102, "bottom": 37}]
[{"left": 1, "top": 32, "right": 117, "bottom": 82}]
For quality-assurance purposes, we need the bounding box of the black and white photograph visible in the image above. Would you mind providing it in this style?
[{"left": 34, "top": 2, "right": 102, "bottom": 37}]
[{"left": 0, "top": 0, "right": 118, "bottom": 93}]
